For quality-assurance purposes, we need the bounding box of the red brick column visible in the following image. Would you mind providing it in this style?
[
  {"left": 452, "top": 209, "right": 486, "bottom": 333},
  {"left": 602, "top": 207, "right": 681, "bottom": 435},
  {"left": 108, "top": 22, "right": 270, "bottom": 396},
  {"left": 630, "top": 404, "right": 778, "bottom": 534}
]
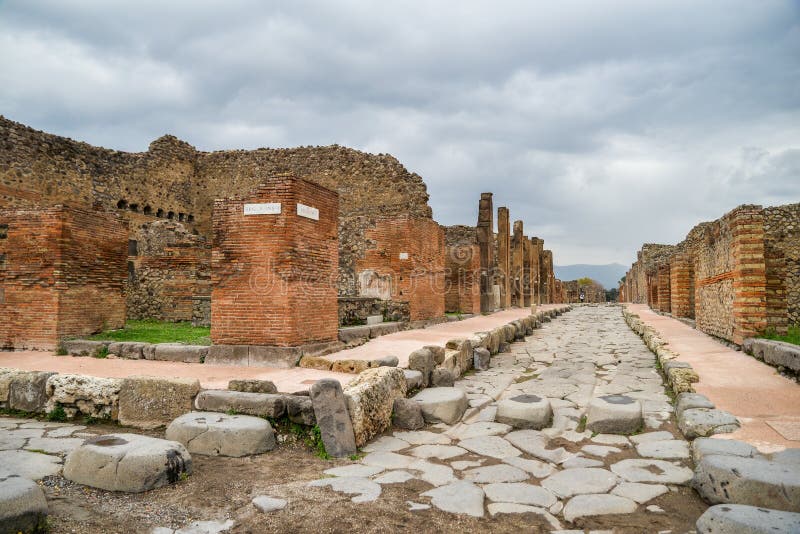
[
  {"left": 669, "top": 254, "right": 693, "bottom": 318},
  {"left": 730, "top": 206, "right": 767, "bottom": 344},
  {"left": 657, "top": 264, "right": 671, "bottom": 313},
  {"left": 497, "top": 207, "right": 511, "bottom": 308},
  {"left": 211, "top": 175, "right": 339, "bottom": 347},
  {"left": 477, "top": 193, "right": 494, "bottom": 312}
]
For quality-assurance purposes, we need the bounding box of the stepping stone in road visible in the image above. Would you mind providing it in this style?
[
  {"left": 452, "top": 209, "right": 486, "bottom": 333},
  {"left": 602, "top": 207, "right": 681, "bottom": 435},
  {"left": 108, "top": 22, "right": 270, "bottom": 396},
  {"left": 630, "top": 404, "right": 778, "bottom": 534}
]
[
  {"left": 64, "top": 433, "right": 191, "bottom": 492},
  {"left": 692, "top": 455, "right": 800, "bottom": 511},
  {"left": 563, "top": 494, "right": 637, "bottom": 522},
  {"left": 421, "top": 480, "right": 485, "bottom": 517},
  {"left": 496, "top": 394, "right": 553, "bottom": 429},
  {"left": 696, "top": 503, "right": 800, "bottom": 533},
  {"left": 412, "top": 387, "right": 468, "bottom": 425},
  {"left": 410, "top": 444, "right": 467, "bottom": 460},
  {"left": 611, "top": 482, "right": 669, "bottom": 503},
  {"left": 0, "top": 475, "right": 48, "bottom": 533},
  {"left": 585, "top": 395, "right": 643, "bottom": 434},
  {"left": 458, "top": 435, "right": 522, "bottom": 459},
  {"left": 166, "top": 412, "right": 276, "bottom": 457},
  {"left": 487, "top": 503, "right": 563, "bottom": 529}
]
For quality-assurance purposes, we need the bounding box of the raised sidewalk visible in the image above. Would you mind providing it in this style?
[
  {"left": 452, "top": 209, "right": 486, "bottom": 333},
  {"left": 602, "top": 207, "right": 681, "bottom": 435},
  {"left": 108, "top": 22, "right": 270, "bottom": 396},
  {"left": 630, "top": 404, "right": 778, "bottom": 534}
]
[{"left": 626, "top": 304, "right": 800, "bottom": 451}]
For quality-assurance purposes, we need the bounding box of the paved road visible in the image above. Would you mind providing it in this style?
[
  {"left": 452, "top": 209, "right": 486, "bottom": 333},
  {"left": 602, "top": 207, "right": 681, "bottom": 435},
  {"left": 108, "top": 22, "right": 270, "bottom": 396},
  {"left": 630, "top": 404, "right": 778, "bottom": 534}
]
[{"left": 312, "top": 305, "right": 703, "bottom": 528}]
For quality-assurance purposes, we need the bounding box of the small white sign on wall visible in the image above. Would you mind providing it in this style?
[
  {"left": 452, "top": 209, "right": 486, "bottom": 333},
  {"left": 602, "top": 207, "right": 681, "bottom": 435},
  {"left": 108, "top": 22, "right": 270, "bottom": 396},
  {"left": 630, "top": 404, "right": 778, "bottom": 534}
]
[
  {"left": 243, "top": 203, "right": 281, "bottom": 216},
  {"left": 297, "top": 203, "right": 319, "bottom": 220},
  {"left": 399, "top": 252, "right": 409, "bottom": 260}
]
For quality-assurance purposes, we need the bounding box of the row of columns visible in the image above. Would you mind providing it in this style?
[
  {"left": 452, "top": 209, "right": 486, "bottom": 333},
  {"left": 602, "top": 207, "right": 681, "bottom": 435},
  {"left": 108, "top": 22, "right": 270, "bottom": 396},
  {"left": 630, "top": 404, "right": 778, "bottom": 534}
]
[{"left": 477, "top": 193, "right": 555, "bottom": 312}]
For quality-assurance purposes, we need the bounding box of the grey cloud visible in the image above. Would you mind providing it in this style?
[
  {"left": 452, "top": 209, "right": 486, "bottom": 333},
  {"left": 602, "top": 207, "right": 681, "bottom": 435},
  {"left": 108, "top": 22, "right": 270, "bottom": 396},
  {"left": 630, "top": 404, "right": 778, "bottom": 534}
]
[{"left": 1, "top": 0, "right": 798, "bottom": 265}]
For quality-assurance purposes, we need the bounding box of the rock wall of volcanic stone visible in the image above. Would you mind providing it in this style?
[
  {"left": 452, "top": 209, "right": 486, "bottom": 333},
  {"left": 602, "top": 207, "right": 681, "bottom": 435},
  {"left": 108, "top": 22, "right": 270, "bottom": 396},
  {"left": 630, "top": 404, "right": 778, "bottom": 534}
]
[
  {"left": 0, "top": 116, "right": 434, "bottom": 300},
  {"left": 765, "top": 203, "right": 800, "bottom": 327}
]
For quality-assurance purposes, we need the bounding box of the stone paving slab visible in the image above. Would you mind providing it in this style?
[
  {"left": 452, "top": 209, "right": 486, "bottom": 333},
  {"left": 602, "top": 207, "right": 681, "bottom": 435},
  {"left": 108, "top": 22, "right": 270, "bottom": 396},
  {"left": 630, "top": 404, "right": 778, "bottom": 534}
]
[{"left": 307, "top": 306, "right": 701, "bottom": 524}]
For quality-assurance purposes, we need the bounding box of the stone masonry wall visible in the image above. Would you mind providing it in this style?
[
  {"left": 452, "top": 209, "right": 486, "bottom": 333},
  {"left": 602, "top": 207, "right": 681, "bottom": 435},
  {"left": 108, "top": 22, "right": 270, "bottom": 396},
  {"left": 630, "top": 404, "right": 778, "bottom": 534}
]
[
  {"left": 357, "top": 216, "right": 445, "bottom": 322},
  {"left": 0, "top": 116, "right": 433, "bottom": 300},
  {"left": 127, "top": 220, "right": 211, "bottom": 321},
  {"left": 443, "top": 225, "right": 480, "bottom": 314},
  {"left": 0, "top": 206, "right": 127, "bottom": 349},
  {"left": 765, "top": 203, "right": 800, "bottom": 327}
]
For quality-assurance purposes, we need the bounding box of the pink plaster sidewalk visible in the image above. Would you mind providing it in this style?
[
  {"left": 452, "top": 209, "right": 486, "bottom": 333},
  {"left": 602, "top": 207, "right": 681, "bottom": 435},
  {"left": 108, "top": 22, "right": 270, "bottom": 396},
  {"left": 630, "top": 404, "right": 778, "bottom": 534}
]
[
  {"left": 0, "top": 305, "right": 556, "bottom": 393},
  {"left": 627, "top": 304, "right": 800, "bottom": 451},
  {"left": 321, "top": 305, "right": 562, "bottom": 367}
]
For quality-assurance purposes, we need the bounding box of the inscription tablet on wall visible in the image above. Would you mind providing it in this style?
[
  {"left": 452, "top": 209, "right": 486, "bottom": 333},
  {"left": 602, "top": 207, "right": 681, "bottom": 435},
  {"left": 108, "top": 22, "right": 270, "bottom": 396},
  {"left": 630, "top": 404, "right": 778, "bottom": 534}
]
[
  {"left": 243, "top": 203, "right": 281, "bottom": 216},
  {"left": 297, "top": 203, "right": 319, "bottom": 220}
]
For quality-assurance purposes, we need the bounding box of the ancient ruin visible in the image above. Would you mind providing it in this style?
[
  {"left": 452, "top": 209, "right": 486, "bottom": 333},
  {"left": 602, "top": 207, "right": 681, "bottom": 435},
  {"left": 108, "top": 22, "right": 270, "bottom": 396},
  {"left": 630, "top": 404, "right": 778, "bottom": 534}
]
[{"left": 1, "top": 117, "right": 798, "bottom": 534}]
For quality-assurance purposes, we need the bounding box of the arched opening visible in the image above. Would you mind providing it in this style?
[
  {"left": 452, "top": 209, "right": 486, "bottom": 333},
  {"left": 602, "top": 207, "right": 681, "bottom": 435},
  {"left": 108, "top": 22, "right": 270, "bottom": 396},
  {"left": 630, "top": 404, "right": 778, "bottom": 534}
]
[
  {"left": 187, "top": 214, "right": 195, "bottom": 223},
  {"left": 156, "top": 208, "right": 164, "bottom": 218},
  {"left": 167, "top": 211, "right": 175, "bottom": 220},
  {"left": 129, "top": 203, "right": 139, "bottom": 212},
  {"left": 143, "top": 206, "right": 152, "bottom": 215},
  {"left": 178, "top": 213, "right": 185, "bottom": 222},
  {"left": 117, "top": 199, "right": 128, "bottom": 209}
]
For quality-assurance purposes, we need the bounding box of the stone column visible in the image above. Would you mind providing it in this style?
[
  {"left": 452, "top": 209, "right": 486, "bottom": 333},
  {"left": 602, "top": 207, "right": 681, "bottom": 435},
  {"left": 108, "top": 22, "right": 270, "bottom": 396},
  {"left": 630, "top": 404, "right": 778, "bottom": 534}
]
[
  {"left": 522, "top": 238, "right": 532, "bottom": 307},
  {"left": 497, "top": 207, "right": 511, "bottom": 308},
  {"left": 657, "top": 264, "right": 671, "bottom": 313},
  {"left": 531, "top": 238, "right": 543, "bottom": 305},
  {"left": 730, "top": 206, "right": 767, "bottom": 344},
  {"left": 477, "top": 193, "right": 495, "bottom": 312},
  {"left": 511, "top": 220, "right": 524, "bottom": 307}
]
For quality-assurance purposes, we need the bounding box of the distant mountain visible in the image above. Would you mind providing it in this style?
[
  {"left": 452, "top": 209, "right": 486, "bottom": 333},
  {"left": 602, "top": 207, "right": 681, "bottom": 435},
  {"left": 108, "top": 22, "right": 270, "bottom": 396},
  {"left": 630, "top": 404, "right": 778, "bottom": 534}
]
[{"left": 554, "top": 263, "right": 628, "bottom": 290}]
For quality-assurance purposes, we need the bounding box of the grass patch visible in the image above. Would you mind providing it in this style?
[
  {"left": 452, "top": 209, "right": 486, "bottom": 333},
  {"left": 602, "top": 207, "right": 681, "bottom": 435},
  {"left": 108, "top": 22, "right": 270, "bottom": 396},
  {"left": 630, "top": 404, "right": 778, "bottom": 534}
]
[
  {"left": 93, "top": 346, "right": 109, "bottom": 359},
  {"left": 46, "top": 404, "right": 67, "bottom": 422},
  {"left": 88, "top": 320, "right": 211, "bottom": 346},
  {"left": 576, "top": 415, "right": 587, "bottom": 433},
  {"left": 307, "top": 425, "right": 331, "bottom": 460},
  {"left": 759, "top": 325, "right": 800, "bottom": 347}
]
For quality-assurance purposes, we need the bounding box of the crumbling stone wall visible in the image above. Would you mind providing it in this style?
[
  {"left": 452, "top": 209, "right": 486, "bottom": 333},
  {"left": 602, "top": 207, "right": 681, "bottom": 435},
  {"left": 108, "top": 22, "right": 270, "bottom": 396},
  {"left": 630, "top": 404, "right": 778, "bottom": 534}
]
[
  {"left": 0, "top": 206, "right": 127, "bottom": 349},
  {"left": 357, "top": 216, "right": 445, "bottom": 322},
  {"left": 443, "top": 225, "right": 480, "bottom": 314},
  {"left": 127, "top": 220, "right": 211, "bottom": 321},
  {"left": 564, "top": 279, "right": 605, "bottom": 303},
  {"left": 765, "top": 203, "right": 800, "bottom": 327},
  {"left": 0, "top": 116, "right": 433, "bottom": 301}
]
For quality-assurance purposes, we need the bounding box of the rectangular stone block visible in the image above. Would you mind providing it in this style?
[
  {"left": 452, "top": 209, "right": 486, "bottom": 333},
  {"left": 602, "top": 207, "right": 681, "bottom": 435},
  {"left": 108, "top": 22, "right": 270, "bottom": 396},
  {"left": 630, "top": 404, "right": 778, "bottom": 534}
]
[
  {"left": 247, "top": 345, "right": 302, "bottom": 368},
  {"left": 194, "top": 389, "right": 286, "bottom": 418},
  {"left": 9, "top": 371, "right": 56, "bottom": 413},
  {"left": 205, "top": 344, "right": 249, "bottom": 365},
  {"left": 118, "top": 376, "right": 200, "bottom": 429},
  {"left": 343, "top": 367, "right": 407, "bottom": 447}
]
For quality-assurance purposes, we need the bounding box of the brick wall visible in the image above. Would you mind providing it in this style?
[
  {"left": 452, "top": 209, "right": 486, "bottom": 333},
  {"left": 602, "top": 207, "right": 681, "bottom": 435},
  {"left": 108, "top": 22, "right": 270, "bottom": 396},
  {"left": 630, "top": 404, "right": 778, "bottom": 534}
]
[
  {"left": 443, "top": 226, "right": 480, "bottom": 314},
  {"left": 669, "top": 254, "right": 694, "bottom": 318},
  {"left": 657, "top": 264, "right": 671, "bottom": 313},
  {"left": 0, "top": 206, "right": 126, "bottom": 349},
  {"left": 211, "top": 175, "right": 339, "bottom": 346},
  {"left": 358, "top": 216, "right": 445, "bottom": 322},
  {"left": 497, "top": 207, "right": 511, "bottom": 308},
  {"left": 127, "top": 220, "right": 211, "bottom": 321}
]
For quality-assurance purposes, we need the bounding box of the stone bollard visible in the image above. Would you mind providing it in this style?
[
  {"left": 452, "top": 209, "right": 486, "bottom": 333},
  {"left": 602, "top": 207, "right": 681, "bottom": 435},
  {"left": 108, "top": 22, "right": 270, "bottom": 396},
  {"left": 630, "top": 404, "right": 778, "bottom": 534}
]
[{"left": 309, "top": 379, "right": 357, "bottom": 458}]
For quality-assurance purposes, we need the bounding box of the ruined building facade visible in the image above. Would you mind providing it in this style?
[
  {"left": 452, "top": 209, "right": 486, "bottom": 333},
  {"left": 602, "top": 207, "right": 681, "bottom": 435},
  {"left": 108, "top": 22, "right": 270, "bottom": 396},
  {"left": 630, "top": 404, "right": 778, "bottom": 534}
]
[{"left": 621, "top": 203, "right": 800, "bottom": 345}]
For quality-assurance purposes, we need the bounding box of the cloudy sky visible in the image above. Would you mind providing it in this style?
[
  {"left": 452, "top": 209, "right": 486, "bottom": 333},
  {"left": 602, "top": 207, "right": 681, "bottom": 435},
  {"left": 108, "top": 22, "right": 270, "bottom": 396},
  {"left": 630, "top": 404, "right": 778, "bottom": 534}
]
[{"left": 2, "top": 1, "right": 799, "bottom": 266}]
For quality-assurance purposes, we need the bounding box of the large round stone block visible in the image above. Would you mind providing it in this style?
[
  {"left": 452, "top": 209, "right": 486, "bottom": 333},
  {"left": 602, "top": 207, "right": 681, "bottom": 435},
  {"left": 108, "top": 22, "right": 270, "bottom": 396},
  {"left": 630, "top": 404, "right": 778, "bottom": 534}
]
[
  {"left": 496, "top": 394, "right": 552, "bottom": 429},
  {"left": 586, "top": 395, "right": 642, "bottom": 434},
  {"left": 166, "top": 411, "right": 275, "bottom": 457},
  {"left": 412, "top": 387, "right": 468, "bottom": 425},
  {"left": 0, "top": 475, "right": 48, "bottom": 533},
  {"left": 64, "top": 433, "right": 191, "bottom": 493},
  {"left": 696, "top": 504, "right": 800, "bottom": 534}
]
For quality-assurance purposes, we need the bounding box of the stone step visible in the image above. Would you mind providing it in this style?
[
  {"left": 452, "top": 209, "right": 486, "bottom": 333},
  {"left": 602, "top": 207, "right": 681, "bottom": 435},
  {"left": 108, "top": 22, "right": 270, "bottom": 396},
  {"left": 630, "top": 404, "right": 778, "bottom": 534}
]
[
  {"left": 166, "top": 411, "right": 276, "bottom": 457},
  {"left": 63, "top": 433, "right": 191, "bottom": 493},
  {"left": 412, "top": 387, "right": 468, "bottom": 425}
]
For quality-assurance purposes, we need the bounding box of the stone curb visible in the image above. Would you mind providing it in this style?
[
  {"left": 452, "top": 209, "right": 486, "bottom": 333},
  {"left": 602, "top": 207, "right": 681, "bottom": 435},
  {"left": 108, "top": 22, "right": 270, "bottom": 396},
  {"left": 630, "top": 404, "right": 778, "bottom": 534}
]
[
  {"left": 742, "top": 337, "right": 800, "bottom": 378},
  {"left": 621, "top": 308, "right": 740, "bottom": 441}
]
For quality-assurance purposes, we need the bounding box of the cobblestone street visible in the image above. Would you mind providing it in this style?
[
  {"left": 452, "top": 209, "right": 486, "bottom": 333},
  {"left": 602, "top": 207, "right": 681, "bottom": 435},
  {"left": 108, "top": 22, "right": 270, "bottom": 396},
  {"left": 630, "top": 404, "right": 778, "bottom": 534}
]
[{"left": 309, "top": 305, "right": 706, "bottom": 530}]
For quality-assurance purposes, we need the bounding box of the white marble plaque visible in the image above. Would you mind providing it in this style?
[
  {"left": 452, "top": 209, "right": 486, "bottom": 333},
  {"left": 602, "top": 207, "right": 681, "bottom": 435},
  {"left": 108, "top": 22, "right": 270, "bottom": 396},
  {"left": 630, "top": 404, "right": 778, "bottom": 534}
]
[
  {"left": 297, "top": 203, "right": 319, "bottom": 220},
  {"left": 399, "top": 252, "right": 409, "bottom": 260},
  {"left": 244, "top": 203, "right": 281, "bottom": 215}
]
